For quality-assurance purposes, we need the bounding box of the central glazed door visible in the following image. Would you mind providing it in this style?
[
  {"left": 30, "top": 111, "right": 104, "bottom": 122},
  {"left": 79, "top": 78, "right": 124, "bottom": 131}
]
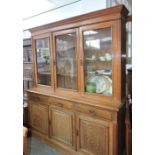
[{"left": 53, "top": 28, "right": 80, "bottom": 92}]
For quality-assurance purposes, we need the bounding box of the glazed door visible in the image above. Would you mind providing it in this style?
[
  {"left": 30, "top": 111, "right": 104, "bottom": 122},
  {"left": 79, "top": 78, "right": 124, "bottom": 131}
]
[
  {"left": 76, "top": 114, "right": 113, "bottom": 155},
  {"left": 79, "top": 22, "right": 115, "bottom": 97},
  {"left": 34, "top": 33, "right": 53, "bottom": 87},
  {"left": 29, "top": 102, "right": 49, "bottom": 135},
  {"left": 49, "top": 106, "right": 76, "bottom": 149},
  {"left": 53, "top": 29, "right": 79, "bottom": 91}
]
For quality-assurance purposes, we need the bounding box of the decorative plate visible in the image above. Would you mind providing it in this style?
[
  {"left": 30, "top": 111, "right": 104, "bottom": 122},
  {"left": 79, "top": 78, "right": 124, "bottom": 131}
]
[{"left": 87, "top": 75, "right": 112, "bottom": 95}]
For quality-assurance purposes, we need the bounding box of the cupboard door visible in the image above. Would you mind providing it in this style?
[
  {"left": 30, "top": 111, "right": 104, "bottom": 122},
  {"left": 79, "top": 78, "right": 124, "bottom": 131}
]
[
  {"left": 80, "top": 23, "right": 114, "bottom": 96},
  {"left": 49, "top": 106, "right": 75, "bottom": 149},
  {"left": 53, "top": 29, "right": 78, "bottom": 90},
  {"left": 29, "top": 102, "right": 48, "bottom": 135},
  {"left": 35, "top": 35, "right": 52, "bottom": 86},
  {"left": 77, "top": 114, "right": 113, "bottom": 155}
]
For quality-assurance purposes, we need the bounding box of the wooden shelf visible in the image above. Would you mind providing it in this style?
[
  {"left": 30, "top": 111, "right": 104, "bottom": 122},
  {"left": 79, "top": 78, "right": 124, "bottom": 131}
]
[
  {"left": 57, "top": 73, "right": 76, "bottom": 77},
  {"left": 39, "top": 72, "right": 51, "bottom": 75},
  {"left": 85, "top": 59, "right": 98, "bottom": 62},
  {"left": 85, "top": 59, "right": 112, "bottom": 63},
  {"left": 95, "top": 73, "right": 112, "bottom": 76},
  {"left": 57, "top": 46, "right": 75, "bottom": 52},
  {"left": 86, "top": 72, "right": 112, "bottom": 76},
  {"left": 59, "top": 58, "right": 76, "bottom": 61}
]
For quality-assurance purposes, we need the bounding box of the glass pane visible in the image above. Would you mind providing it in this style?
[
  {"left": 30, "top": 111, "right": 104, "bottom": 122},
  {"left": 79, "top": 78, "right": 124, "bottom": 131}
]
[
  {"left": 56, "top": 33, "right": 77, "bottom": 89},
  {"left": 83, "top": 27, "right": 112, "bottom": 95},
  {"left": 36, "top": 37, "right": 51, "bottom": 85}
]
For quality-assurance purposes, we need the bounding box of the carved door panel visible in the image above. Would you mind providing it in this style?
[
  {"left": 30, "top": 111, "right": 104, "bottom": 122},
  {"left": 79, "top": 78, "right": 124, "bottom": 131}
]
[
  {"left": 30, "top": 102, "right": 48, "bottom": 135},
  {"left": 76, "top": 114, "right": 113, "bottom": 155},
  {"left": 49, "top": 106, "right": 76, "bottom": 149}
]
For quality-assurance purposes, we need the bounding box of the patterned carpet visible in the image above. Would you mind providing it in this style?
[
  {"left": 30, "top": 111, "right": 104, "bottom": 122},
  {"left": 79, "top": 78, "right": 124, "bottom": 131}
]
[{"left": 27, "top": 137, "right": 64, "bottom": 155}]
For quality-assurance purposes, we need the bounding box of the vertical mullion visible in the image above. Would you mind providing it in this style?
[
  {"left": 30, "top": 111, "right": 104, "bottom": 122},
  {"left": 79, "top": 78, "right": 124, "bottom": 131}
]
[
  {"left": 76, "top": 28, "right": 81, "bottom": 92},
  {"left": 52, "top": 33, "right": 57, "bottom": 91},
  {"left": 50, "top": 33, "right": 55, "bottom": 90},
  {"left": 79, "top": 27, "right": 85, "bottom": 94},
  {"left": 32, "top": 38, "right": 38, "bottom": 87}
]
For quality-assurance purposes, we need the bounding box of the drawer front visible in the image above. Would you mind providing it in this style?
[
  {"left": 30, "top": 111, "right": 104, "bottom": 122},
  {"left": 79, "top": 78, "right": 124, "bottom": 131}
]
[
  {"left": 28, "top": 93, "right": 49, "bottom": 104},
  {"left": 51, "top": 99, "right": 74, "bottom": 110},
  {"left": 75, "top": 104, "right": 113, "bottom": 120}
]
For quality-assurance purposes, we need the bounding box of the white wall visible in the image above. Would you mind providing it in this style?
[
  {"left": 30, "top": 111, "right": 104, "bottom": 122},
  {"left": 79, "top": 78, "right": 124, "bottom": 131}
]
[{"left": 23, "top": 0, "right": 106, "bottom": 30}]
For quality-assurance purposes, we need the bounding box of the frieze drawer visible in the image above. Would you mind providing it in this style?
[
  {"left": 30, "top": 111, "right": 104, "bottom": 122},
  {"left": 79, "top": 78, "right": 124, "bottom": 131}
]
[
  {"left": 75, "top": 104, "right": 113, "bottom": 120},
  {"left": 28, "top": 93, "right": 49, "bottom": 103},
  {"left": 51, "top": 99, "right": 74, "bottom": 110}
]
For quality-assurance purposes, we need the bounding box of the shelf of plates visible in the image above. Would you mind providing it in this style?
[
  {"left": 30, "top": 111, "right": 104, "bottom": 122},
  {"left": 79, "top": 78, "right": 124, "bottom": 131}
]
[{"left": 83, "top": 27, "right": 112, "bottom": 95}]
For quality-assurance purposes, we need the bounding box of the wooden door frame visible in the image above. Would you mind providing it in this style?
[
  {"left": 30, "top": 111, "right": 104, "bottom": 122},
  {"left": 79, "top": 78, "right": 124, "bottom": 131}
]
[{"left": 52, "top": 28, "right": 80, "bottom": 95}]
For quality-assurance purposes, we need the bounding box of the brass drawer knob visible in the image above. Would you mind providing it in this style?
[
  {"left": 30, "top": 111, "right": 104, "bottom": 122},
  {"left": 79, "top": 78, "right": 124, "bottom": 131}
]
[
  {"left": 56, "top": 102, "right": 63, "bottom": 107},
  {"left": 89, "top": 110, "right": 96, "bottom": 116}
]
